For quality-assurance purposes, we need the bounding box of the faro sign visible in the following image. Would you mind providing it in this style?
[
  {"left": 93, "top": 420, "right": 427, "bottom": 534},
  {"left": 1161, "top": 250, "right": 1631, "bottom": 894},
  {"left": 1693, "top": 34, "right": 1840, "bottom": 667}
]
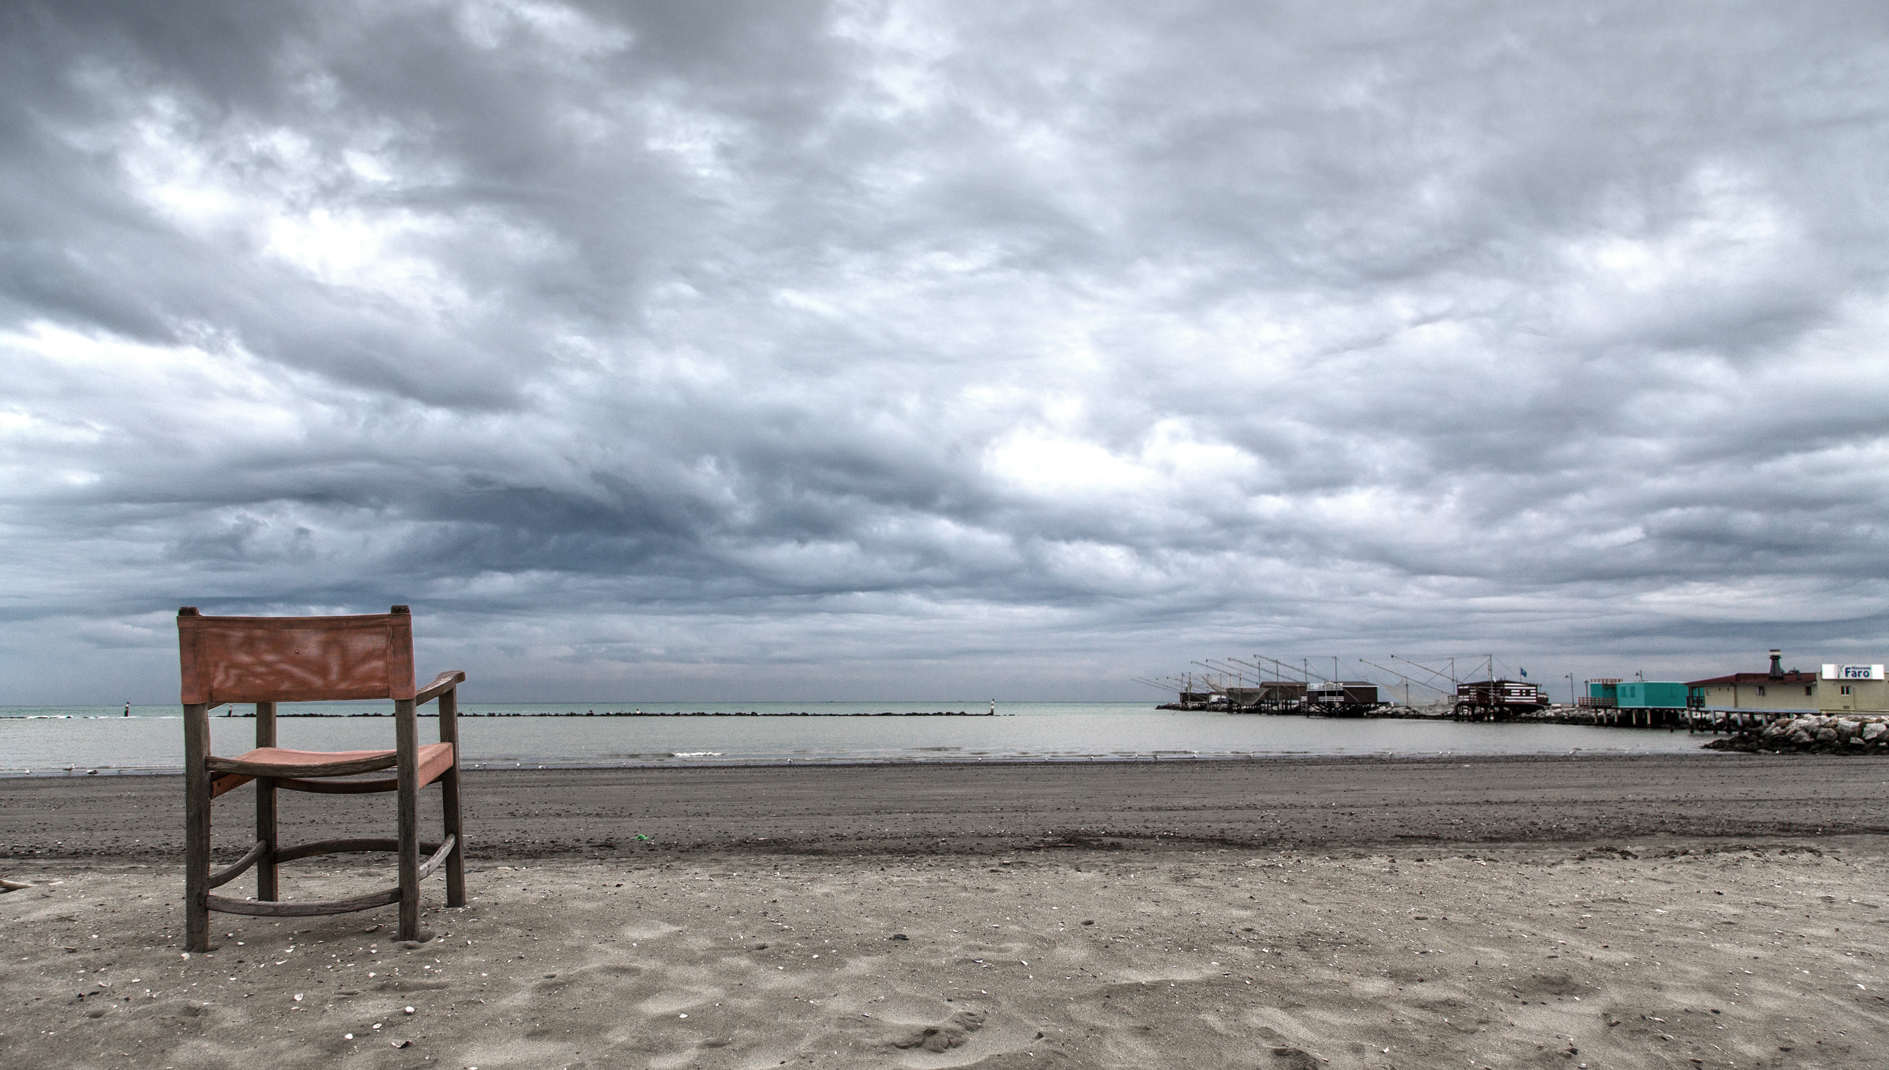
[{"left": 1821, "top": 664, "right": 1886, "bottom": 680}]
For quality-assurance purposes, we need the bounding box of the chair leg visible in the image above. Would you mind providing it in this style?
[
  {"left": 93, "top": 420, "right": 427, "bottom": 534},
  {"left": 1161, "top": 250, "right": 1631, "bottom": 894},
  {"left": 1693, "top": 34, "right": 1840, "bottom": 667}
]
[
  {"left": 442, "top": 766, "right": 466, "bottom": 907},
  {"left": 438, "top": 687, "right": 466, "bottom": 908},
  {"left": 395, "top": 698, "right": 421, "bottom": 941},
  {"left": 256, "top": 777, "right": 278, "bottom": 902},
  {"left": 183, "top": 703, "right": 212, "bottom": 953},
  {"left": 255, "top": 700, "right": 278, "bottom": 902}
]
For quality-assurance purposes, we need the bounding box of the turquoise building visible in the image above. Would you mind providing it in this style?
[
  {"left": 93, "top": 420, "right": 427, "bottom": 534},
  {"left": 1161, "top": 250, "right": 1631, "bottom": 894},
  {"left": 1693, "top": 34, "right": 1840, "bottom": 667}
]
[{"left": 1615, "top": 681, "right": 1689, "bottom": 709}]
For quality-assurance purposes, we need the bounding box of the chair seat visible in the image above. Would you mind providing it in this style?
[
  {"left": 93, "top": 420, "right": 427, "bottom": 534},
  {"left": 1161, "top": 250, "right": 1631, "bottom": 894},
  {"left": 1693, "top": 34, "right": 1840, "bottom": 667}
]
[{"left": 210, "top": 742, "right": 455, "bottom": 798}]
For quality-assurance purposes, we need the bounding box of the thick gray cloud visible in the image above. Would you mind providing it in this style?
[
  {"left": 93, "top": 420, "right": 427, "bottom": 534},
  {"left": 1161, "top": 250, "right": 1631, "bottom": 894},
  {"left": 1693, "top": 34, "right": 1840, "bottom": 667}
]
[{"left": 4, "top": 0, "right": 1888, "bottom": 702}]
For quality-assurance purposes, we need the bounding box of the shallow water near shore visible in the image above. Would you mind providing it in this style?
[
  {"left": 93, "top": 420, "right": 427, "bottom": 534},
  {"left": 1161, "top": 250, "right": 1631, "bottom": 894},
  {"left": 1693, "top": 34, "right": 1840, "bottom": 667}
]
[{"left": 0, "top": 700, "right": 1711, "bottom": 776}]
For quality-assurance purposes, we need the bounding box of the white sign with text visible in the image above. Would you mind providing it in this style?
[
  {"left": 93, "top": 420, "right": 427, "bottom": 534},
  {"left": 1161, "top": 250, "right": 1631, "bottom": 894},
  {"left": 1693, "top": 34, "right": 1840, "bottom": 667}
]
[{"left": 1821, "top": 664, "right": 1886, "bottom": 680}]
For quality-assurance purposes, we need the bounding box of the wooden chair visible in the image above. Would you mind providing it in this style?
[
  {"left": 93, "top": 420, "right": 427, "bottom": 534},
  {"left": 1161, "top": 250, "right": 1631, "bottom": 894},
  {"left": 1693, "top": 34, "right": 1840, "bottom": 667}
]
[{"left": 177, "top": 605, "right": 466, "bottom": 951}]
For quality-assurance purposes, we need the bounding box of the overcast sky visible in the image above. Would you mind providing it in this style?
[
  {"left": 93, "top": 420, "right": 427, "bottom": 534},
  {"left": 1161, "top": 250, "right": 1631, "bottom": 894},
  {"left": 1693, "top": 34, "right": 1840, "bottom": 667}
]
[{"left": 5, "top": 1, "right": 1888, "bottom": 703}]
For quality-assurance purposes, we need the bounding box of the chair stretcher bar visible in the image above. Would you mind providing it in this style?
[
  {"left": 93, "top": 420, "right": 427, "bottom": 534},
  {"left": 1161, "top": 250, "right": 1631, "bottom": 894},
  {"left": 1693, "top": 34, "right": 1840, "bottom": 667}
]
[{"left": 204, "top": 836, "right": 456, "bottom": 917}]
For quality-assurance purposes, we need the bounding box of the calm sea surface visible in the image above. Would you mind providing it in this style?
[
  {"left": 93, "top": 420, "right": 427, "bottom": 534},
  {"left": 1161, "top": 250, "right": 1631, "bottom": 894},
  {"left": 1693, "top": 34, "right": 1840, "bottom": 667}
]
[{"left": 0, "top": 701, "right": 1712, "bottom": 777}]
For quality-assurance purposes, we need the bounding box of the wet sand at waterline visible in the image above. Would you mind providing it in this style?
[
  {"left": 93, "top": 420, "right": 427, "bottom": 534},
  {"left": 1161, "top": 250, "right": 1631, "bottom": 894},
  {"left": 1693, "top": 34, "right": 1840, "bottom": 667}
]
[{"left": 5, "top": 755, "right": 1889, "bottom": 1069}]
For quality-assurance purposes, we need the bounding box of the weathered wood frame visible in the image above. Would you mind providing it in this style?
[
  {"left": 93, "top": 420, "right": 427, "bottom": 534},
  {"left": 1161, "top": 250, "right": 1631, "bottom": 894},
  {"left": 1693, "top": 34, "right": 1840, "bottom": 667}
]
[{"left": 179, "top": 606, "right": 467, "bottom": 952}]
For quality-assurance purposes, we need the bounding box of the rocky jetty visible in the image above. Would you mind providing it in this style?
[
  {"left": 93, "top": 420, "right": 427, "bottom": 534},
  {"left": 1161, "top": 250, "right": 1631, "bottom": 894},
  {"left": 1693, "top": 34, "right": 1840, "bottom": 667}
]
[{"left": 1704, "top": 713, "right": 1889, "bottom": 753}]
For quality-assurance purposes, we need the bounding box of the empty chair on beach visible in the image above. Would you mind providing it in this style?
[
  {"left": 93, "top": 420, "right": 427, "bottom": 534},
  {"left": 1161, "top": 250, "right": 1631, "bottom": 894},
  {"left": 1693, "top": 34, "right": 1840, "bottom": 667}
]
[{"left": 176, "top": 605, "right": 467, "bottom": 951}]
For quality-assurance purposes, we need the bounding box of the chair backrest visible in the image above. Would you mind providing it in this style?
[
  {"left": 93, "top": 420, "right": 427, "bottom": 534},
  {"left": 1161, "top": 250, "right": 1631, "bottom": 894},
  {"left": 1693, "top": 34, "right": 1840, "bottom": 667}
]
[{"left": 178, "top": 606, "right": 417, "bottom": 705}]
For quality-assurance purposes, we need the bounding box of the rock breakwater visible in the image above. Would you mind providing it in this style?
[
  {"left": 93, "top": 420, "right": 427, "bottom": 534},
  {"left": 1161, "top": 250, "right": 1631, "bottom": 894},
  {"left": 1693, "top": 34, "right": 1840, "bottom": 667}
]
[{"left": 1704, "top": 713, "right": 1889, "bottom": 753}]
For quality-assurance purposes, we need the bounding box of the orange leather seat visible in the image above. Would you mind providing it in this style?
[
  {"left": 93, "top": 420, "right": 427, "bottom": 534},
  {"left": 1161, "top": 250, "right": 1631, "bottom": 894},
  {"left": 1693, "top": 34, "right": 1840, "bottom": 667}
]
[{"left": 209, "top": 743, "right": 457, "bottom": 798}]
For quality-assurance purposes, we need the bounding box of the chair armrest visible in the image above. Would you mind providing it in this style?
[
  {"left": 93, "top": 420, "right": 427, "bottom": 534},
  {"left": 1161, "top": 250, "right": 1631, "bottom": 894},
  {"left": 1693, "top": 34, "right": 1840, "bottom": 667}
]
[{"left": 415, "top": 670, "right": 466, "bottom": 706}]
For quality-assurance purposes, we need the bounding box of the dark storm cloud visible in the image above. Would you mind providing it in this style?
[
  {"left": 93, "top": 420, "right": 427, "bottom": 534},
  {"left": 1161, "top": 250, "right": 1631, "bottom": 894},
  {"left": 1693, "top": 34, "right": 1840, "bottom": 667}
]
[{"left": 4, "top": 0, "right": 1889, "bottom": 701}]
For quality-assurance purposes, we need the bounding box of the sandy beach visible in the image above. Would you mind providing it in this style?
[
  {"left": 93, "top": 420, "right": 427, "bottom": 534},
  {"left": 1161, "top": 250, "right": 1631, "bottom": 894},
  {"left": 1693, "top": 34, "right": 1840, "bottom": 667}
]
[{"left": 5, "top": 755, "right": 1889, "bottom": 1068}]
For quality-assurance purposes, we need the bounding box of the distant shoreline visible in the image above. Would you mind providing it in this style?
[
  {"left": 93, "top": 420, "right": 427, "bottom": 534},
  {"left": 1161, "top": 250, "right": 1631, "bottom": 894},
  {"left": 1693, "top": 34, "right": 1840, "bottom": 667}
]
[
  {"left": 249, "top": 709, "right": 1001, "bottom": 718},
  {"left": 0, "top": 709, "right": 1006, "bottom": 719},
  {"left": 0, "top": 747, "right": 1752, "bottom": 782}
]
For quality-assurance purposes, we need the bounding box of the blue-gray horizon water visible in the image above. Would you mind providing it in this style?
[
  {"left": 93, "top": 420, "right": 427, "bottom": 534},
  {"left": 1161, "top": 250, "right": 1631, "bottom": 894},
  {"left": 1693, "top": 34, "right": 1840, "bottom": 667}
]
[{"left": 1, "top": 701, "right": 1714, "bottom": 777}]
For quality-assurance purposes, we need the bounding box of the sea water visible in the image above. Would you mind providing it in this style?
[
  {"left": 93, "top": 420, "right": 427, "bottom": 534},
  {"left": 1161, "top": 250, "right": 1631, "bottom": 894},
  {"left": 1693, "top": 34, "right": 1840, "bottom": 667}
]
[{"left": 0, "top": 701, "right": 1712, "bottom": 776}]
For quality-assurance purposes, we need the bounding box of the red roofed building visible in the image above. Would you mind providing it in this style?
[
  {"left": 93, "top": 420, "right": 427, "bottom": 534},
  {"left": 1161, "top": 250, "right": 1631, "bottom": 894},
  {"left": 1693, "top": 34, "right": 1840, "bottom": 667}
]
[
  {"left": 1686, "top": 669, "right": 1819, "bottom": 713},
  {"left": 1686, "top": 648, "right": 1888, "bottom": 715}
]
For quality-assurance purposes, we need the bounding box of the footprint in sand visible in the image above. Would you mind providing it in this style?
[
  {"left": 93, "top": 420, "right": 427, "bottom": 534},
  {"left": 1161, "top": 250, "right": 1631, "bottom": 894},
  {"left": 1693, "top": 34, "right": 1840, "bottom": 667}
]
[
  {"left": 1519, "top": 971, "right": 1582, "bottom": 996},
  {"left": 619, "top": 921, "right": 682, "bottom": 941},
  {"left": 889, "top": 1009, "right": 986, "bottom": 1053}
]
